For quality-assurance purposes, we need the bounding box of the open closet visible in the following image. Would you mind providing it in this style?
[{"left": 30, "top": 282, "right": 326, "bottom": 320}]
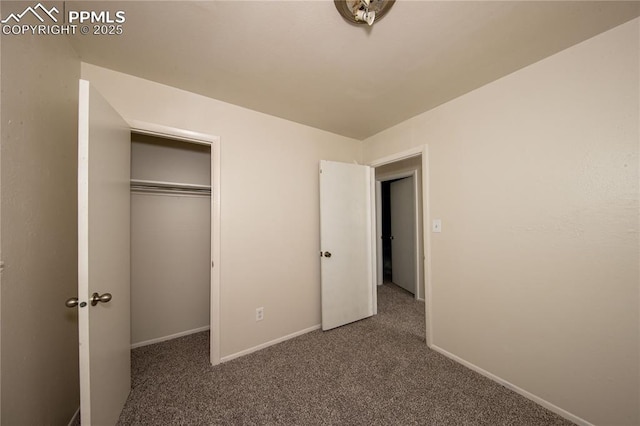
[{"left": 129, "top": 132, "right": 211, "bottom": 348}]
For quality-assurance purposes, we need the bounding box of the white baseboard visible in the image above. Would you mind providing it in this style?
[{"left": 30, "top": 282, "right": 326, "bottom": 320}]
[
  {"left": 221, "top": 324, "right": 321, "bottom": 363},
  {"left": 131, "top": 325, "right": 210, "bottom": 349},
  {"left": 429, "top": 344, "right": 594, "bottom": 426},
  {"left": 67, "top": 406, "right": 80, "bottom": 426}
]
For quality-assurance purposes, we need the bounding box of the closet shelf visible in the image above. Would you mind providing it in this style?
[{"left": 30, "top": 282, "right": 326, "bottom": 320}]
[{"left": 130, "top": 179, "right": 211, "bottom": 196}]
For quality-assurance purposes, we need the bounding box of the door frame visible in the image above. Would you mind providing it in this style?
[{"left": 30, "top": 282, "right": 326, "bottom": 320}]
[
  {"left": 128, "top": 120, "right": 222, "bottom": 365},
  {"left": 375, "top": 171, "right": 420, "bottom": 299},
  {"left": 368, "top": 145, "right": 432, "bottom": 347}
]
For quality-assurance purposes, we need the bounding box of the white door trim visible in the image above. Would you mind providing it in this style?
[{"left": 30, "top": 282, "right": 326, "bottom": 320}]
[
  {"left": 369, "top": 146, "right": 424, "bottom": 167},
  {"left": 368, "top": 145, "right": 432, "bottom": 347},
  {"left": 375, "top": 171, "right": 420, "bottom": 300},
  {"left": 127, "top": 120, "right": 221, "bottom": 365},
  {"left": 370, "top": 167, "right": 378, "bottom": 316},
  {"left": 129, "top": 120, "right": 217, "bottom": 146}
]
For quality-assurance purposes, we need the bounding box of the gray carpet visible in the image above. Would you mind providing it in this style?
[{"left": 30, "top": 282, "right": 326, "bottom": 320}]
[{"left": 117, "top": 284, "right": 574, "bottom": 425}]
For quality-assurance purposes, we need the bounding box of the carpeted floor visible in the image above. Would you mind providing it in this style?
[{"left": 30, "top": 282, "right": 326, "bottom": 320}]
[{"left": 117, "top": 284, "right": 574, "bottom": 425}]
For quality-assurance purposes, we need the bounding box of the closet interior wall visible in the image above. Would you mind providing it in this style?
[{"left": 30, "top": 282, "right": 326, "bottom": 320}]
[{"left": 130, "top": 133, "right": 211, "bottom": 347}]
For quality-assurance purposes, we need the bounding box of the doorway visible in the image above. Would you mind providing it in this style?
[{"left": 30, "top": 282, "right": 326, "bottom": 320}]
[
  {"left": 128, "top": 120, "right": 221, "bottom": 366},
  {"left": 129, "top": 132, "right": 211, "bottom": 350},
  {"left": 369, "top": 145, "right": 432, "bottom": 347},
  {"left": 375, "top": 157, "right": 423, "bottom": 300}
]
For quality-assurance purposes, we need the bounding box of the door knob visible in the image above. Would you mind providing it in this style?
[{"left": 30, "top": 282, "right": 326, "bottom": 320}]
[
  {"left": 90, "top": 292, "right": 112, "bottom": 306},
  {"left": 323, "top": 251, "right": 332, "bottom": 258},
  {"left": 65, "top": 297, "right": 88, "bottom": 308}
]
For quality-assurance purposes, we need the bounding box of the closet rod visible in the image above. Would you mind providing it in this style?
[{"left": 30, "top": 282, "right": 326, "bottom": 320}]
[
  {"left": 130, "top": 186, "right": 211, "bottom": 196},
  {"left": 130, "top": 179, "right": 211, "bottom": 196}
]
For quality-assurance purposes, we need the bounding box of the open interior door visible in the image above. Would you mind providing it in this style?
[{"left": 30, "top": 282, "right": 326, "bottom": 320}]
[
  {"left": 319, "top": 160, "right": 374, "bottom": 330},
  {"left": 390, "top": 176, "right": 416, "bottom": 294},
  {"left": 76, "top": 79, "right": 131, "bottom": 425}
]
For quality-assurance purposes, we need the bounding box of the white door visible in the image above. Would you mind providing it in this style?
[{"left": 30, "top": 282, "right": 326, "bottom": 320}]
[
  {"left": 390, "top": 177, "right": 416, "bottom": 294},
  {"left": 77, "top": 79, "right": 131, "bottom": 425},
  {"left": 319, "top": 160, "right": 374, "bottom": 330}
]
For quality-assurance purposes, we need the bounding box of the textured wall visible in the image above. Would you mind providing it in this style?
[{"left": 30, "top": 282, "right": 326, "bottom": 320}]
[
  {"left": 1, "top": 3, "right": 81, "bottom": 423},
  {"left": 364, "top": 18, "right": 639, "bottom": 426}
]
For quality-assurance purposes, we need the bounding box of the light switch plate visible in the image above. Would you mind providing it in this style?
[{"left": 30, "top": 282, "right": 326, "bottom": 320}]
[{"left": 432, "top": 219, "right": 442, "bottom": 233}]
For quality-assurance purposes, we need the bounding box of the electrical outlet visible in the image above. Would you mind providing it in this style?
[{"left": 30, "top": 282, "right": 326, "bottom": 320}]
[{"left": 255, "top": 307, "right": 264, "bottom": 321}]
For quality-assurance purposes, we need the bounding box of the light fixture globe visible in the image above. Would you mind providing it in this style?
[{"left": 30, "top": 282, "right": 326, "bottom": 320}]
[{"left": 334, "top": 0, "right": 395, "bottom": 26}]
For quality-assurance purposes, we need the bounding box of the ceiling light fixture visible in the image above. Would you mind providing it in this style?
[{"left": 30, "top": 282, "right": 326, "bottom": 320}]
[{"left": 334, "top": 0, "right": 395, "bottom": 27}]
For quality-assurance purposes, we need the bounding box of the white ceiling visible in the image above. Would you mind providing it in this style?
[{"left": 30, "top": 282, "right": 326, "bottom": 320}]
[{"left": 68, "top": 1, "right": 640, "bottom": 140}]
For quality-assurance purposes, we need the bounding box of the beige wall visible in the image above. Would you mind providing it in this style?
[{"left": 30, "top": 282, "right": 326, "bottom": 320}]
[
  {"left": 131, "top": 194, "right": 211, "bottom": 344},
  {"left": 1, "top": 22, "right": 3, "bottom": 426},
  {"left": 364, "top": 18, "right": 639, "bottom": 426},
  {"left": 81, "top": 63, "right": 362, "bottom": 358},
  {"left": 131, "top": 133, "right": 211, "bottom": 185},
  {"left": 0, "top": 6, "right": 81, "bottom": 424}
]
